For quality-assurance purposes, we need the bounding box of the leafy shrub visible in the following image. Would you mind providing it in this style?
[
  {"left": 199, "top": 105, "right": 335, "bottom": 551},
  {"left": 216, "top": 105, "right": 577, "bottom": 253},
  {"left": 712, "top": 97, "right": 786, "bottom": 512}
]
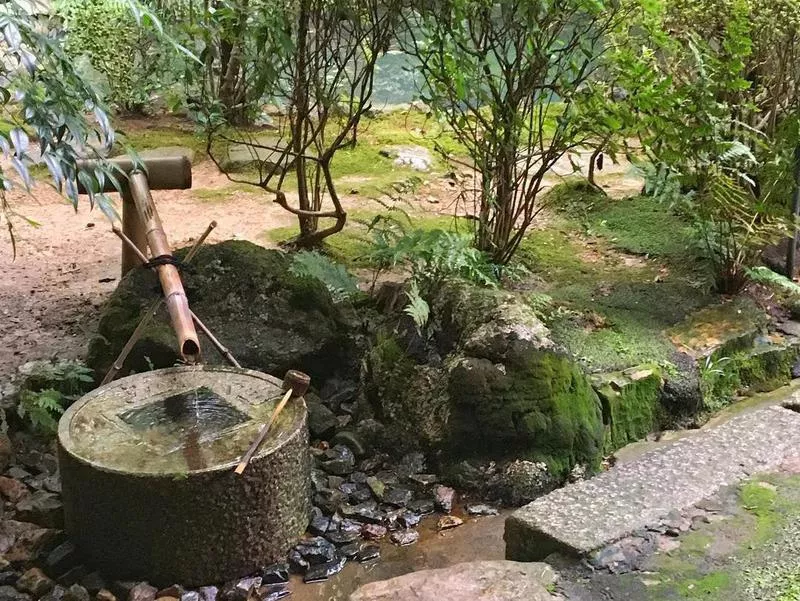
[
  {"left": 16, "top": 360, "right": 94, "bottom": 434},
  {"left": 289, "top": 250, "right": 360, "bottom": 303}
]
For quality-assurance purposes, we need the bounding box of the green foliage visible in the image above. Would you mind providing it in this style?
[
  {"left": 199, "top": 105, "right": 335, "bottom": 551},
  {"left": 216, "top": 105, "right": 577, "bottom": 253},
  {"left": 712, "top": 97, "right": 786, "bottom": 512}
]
[
  {"left": 289, "top": 250, "right": 360, "bottom": 302},
  {"left": 16, "top": 360, "right": 94, "bottom": 434}
]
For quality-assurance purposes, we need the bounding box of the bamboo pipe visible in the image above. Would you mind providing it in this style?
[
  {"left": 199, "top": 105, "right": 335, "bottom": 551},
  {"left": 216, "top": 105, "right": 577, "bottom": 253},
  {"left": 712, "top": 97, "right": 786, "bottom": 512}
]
[
  {"left": 128, "top": 171, "right": 200, "bottom": 362},
  {"left": 101, "top": 221, "right": 217, "bottom": 385}
]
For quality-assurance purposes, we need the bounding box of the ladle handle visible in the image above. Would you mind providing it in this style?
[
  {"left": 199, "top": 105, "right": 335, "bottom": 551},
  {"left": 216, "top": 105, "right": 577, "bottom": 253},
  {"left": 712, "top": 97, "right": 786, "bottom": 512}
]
[{"left": 234, "top": 388, "right": 293, "bottom": 475}]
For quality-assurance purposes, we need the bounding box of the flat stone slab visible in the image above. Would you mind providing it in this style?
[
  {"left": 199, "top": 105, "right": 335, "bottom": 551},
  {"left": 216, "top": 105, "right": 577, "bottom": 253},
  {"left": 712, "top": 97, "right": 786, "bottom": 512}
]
[
  {"left": 349, "top": 560, "right": 559, "bottom": 601},
  {"left": 505, "top": 405, "right": 800, "bottom": 561}
]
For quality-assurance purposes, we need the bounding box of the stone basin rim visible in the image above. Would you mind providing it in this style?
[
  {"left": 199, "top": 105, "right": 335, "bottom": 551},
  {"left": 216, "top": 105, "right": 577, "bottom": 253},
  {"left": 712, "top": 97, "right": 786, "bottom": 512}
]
[{"left": 58, "top": 365, "right": 306, "bottom": 477}]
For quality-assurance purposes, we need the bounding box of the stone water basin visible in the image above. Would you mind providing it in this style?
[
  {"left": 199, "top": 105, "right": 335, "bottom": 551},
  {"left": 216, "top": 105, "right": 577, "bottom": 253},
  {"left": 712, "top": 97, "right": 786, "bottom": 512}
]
[{"left": 57, "top": 366, "right": 310, "bottom": 587}]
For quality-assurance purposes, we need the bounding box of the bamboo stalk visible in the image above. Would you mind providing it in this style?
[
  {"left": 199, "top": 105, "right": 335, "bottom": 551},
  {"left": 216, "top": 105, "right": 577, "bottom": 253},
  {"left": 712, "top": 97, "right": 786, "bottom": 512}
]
[
  {"left": 101, "top": 221, "right": 217, "bottom": 385},
  {"left": 128, "top": 171, "right": 200, "bottom": 362},
  {"left": 112, "top": 225, "right": 149, "bottom": 265}
]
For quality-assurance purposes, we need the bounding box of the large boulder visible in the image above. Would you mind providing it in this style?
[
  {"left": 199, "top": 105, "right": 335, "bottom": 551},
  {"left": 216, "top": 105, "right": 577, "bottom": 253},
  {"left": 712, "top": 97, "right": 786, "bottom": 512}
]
[
  {"left": 349, "top": 560, "right": 560, "bottom": 601},
  {"left": 360, "top": 286, "right": 604, "bottom": 479},
  {"left": 87, "top": 241, "right": 359, "bottom": 386}
]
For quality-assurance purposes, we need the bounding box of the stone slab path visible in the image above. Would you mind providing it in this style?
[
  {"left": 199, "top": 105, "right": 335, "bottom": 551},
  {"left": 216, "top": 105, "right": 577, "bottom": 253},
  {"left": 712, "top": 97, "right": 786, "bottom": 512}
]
[{"left": 505, "top": 405, "right": 800, "bottom": 561}]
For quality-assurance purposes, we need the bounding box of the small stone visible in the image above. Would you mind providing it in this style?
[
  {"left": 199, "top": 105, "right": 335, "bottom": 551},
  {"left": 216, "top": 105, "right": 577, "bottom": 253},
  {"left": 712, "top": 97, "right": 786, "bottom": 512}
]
[
  {"left": 331, "top": 432, "right": 366, "bottom": 458},
  {"left": 42, "top": 477, "right": 60, "bottom": 496},
  {"left": 255, "top": 584, "right": 289, "bottom": 601},
  {"left": 399, "top": 512, "right": 421, "bottom": 529},
  {"left": 437, "top": 515, "right": 463, "bottom": 531},
  {"left": 339, "top": 543, "right": 361, "bottom": 559},
  {"left": 0, "top": 435, "right": 13, "bottom": 474},
  {"left": 382, "top": 508, "right": 405, "bottom": 531},
  {"left": 155, "top": 596, "right": 178, "bottom": 601},
  {"left": 0, "top": 585, "right": 31, "bottom": 601},
  {"left": 0, "top": 478, "right": 28, "bottom": 503},
  {"left": 340, "top": 501, "right": 384, "bottom": 524},
  {"left": 466, "top": 504, "right": 498, "bottom": 516},
  {"left": 17, "top": 568, "right": 54, "bottom": 598},
  {"left": 155, "top": 588, "right": 182, "bottom": 600},
  {"left": 309, "top": 470, "right": 328, "bottom": 493},
  {"left": 383, "top": 488, "right": 413, "bottom": 508},
  {"left": 41, "top": 586, "right": 65, "bottom": 601},
  {"left": 365, "top": 477, "right": 385, "bottom": 501},
  {"left": 348, "top": 487, "right": 373, "bottom": 505},
  {"left": 15, "top": 493, "right": 63, "bottom": 528},
  {"left": 407, "top": 499, "right": 435, "bottom": 515},
  {"left": 98, "top": 591, "right": 117, "bottom": 601},
  {"left": 390, "top": 530, "right": 419, "bottom": 546},
  {"left": 396, "top": 453, "right": 426, "bottom": 477},
  {"left": 350, "top": 472, "right": 368, "bottom": 485},
  {"left": 0, "top": 573, "right": 17, "bottom": 587},
  {"left": 325, "top": 530, "right": 360, "bottom": 545},
  {"left": 197, "top": 589, "right": 216, "bottom": 601},
  {"left": 294, "top": 537, "right": 336, "bottom": 565},
  {"left": 287, "top": 551, "right": 308, "bottom": 573},
  {"left": 406, "top": 474, "right": 438, "bottom": 489},
  {"left": 302, "top": 555, "right": 346, "bottom": 583},
  {"left": 361, "top": 524, "right": 387, "bottom": 540},
  {"left": 308, "top": 515, "right": 331, "bottom": 536},
  {"left": 45, "top": 542, "right": 79, "bottom": 574},
  {"left": 64, "top": 585, "right": 90, "bottom": 601},
  {"left": 375, "top": 471, "right": 399, "bottom": 486},
  {"left": 55, "top": 569, "right": 87, "bottom": 589},
  {"left": 328, "top": 476, "right": 345, "bottom": 491},
  {"left": 5, "top": 469, "right": 30, "bottom": 483},
  {"left": 319, "top": 446, "right": 355, "bottom": 476},
  {"left": 127, "top": 583, "right": 157, "bottom": 601},
  {"left": 433, "top": 486, "right": 455, "bottom": 513},
  {"left": 657, "top": 536, "right": 681, "bottom": 553},
  {"left": 355, "top": 545, "right": 380, "bottom": 563},
  {"left": 312, "top": 489, "right": 347, "bottom": 516},
  {"left": 306, "top": 402, "right": 338, "bottom": 439}
]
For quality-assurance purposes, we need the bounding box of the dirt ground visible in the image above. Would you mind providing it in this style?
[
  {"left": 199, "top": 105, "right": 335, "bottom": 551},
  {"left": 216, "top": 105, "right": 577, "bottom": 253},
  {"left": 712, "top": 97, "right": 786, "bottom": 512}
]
[{"left": 0, "top": 138, "right": 640, "bottom": 382}]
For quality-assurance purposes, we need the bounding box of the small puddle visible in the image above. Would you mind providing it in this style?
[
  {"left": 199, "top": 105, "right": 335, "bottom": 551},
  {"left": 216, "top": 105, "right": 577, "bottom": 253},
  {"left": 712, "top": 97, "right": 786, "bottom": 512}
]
[{"left": 289, "top": 509, "right": 508, "bottom": 601}]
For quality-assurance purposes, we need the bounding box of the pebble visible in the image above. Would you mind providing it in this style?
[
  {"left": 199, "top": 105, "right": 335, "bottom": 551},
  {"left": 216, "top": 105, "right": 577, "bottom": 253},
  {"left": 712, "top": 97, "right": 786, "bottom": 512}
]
[
  {"left": 42, "top": 586, "right": 66, "bottom": 601},
  {"left": 80, "top": 574, "right": 105, "bottom": 595},
  {"left": 437, "top": 515, "right": 463, "bottom": 531},
  {"left": 390, "top": 530, "right": 419, "bottom": 546},
  {"left": 319, "top": 446, "right": 355, "bottom": 476},
  {"left": 348, "top": 487, "right": 373, "bottom": 505},
  {"left": 155, "top": 587, "right": 183, "bottom": 599},
  {"left": 355, "top": 545, "right": 380, "bottom": 563},
  {"left": 339, "top": 543, "right": 361, "bottom": 559},
  {"left": 64, "top": 585, "right": 90, "bottom": 601},
  {"left": 198, "top": 588, "right": 217, "bottom": 601},
  {"left": 407, "top": 499, "right": 435, "bottom": 515},
  {"left": 15, "top": 492, "right": 63, "bottom": 528},
  {"left": 325, "top": 530, "right": 360, "bottom": 545},
  {"left": 0, "top": 477, "right": 28, "bottom": 503},
  {"left": 97, "top": 592, "right": 116, "bottom": 601},
  {"left": 399, "top": 512, "right": 421, "bottom": 529},
  {"left": 466, "top": 504, "right": 498, "bottom": 516},
  {"left": 17, "top": 568, "right": 54, "bottom": 598},
  {"left": 0, "top": 573, "right": 16, "bottom": 586},
  {"left": 308, "top": 515, "right": 331, "bottom": 536},
  {"left": 433, "top": 486, "right": 455, "bottom": 513},
  {"left": 312, "top": 490, "right": 346, "bottom": 516},
  {"left": 406, "top": 474, "right": 437, "bottom": 488},
  {"left": 45, "top": 542, "right": 79, "bottom": 574},
  {"left": 288, "top": 551, "right": 309, "bottom": 573},
  {"left": 0, "top": 585, "right": 31, "bottom": 601},
  {"left": 260, "top": 564, "right": 288, "bottom": 585},
  {"left": 302, "top": 555, "right": 346, "bottom": 583},
  {"left": 128, "top": 583, "right": 157, "bottom": 601},
  {"left": 383, "top": 488, "right": 413, "bottom": 508},
  {"left": 349, "top": 472, "right": 368, "bottom": 485},
  {"left": 365, "top": 477, "right": 385, "bottom": 501},
  {"left": 294, "top": 537, "right": 337, "bottom": 565},
  {"left": 361, "top": 524, "right": 387, "bottom": 540},
  {"left": 331, "top": 432, "right": 366, "bottom": 458}
]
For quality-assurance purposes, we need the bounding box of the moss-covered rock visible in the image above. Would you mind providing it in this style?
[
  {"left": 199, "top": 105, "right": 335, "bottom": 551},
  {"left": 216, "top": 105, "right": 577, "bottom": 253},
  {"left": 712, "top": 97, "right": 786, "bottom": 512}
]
[
  {"left": 360, "top": 285, "right": 604, "bottom": 479},
  {"left": 87, "top": 241, "right": 358, "bottom": 385},
  {"left": 592, "top": 364, "right": 663, "bottom": 453}
]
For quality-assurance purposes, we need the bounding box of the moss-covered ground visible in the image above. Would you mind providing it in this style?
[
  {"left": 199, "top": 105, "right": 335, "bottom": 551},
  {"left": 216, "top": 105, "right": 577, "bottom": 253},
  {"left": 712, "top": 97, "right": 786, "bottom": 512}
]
[
  {"left": 561, "top": 473, "right": 800, "bottom": 600},
  {"left": 516, "top": 182, "right": 717, "bottom": 373}
]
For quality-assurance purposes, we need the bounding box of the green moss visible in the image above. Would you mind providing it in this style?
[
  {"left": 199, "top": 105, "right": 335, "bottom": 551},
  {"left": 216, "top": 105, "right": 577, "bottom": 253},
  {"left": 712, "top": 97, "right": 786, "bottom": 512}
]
[
  {"left": 190, "top": 184, "right": 266, "bottom": 203},
  {"left": 115, "top": 124, "right": 209, "bottom": 161},
  {"left": 448, "top": 351, "right": 604, "bottom": 477},
  {"left": 678, "top": 572, "right": 732, "bottom": 598},
  {"left": 595, "top": 365, "right": 663, "bottom": 453},
  {"left": 740, "top": 481, "right": 780, "bottom": 545}
]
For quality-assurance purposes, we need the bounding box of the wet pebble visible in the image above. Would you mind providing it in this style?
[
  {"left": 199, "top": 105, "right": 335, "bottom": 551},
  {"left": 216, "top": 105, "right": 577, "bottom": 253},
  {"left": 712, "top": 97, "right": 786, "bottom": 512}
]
[
  {"left": 466, "top": 504, "right": 498, "bottom": 516},
  {"left": 308, "top": 515, "right": 331, "bottom": 536},
  {"left": 325, "top": 530, "right": 360, "bottom": 545},
  {"left": 340, "top": 502, "right": 384, "bottom": 524},
  {"left": 259, "top": 564, "right": 288, "bottom": 585},
  {"left": 288, "top": 551, "right": 309, "bottom": 573},
  {"left": 437, "top": 515, "right": 463, "bottom": 531},
  {"left": 348, "top": 486, "right": 373, "bottom": 504},
  {"left": 399, "top": 512, "right": 421, "bottom": 529},
  {"left": 360, "top": 524, "right": 387, "bottom": 540},
  {"left": 406, "top": 474, "right": 437, "bottom": 488},
  {"left": 302, "top": 555, "right": 346, "bottom": 583},
  {"left": 407, "top": 499, "right": 434, "bottom": 515},
  {"left": 355, "top": 545, "right": 380, "bottom": 563},
  {"left": 309, "top": 470, "right": 328, "bottom": 493},
  {"left": 255, "top": 584, "right": 289, "bottom": 601},
  {"left": 294, "top": 537, "right": 337, "bottom": 565},
  {"left": 198, "top": 587, "right": 218, "bottom": 601},
  {"left": 17, "top": 568, "right": 54, "bottom": 598},
  {"left": 312, "top": 489, "right": 346, "bottom": 515},
  {"left": 390, "top": 530, "right": 419, "bottom": 546},
  {"left": 339, "top": 542, "right": 361, "bottom": 559},
  {"left": 383, "top": 488, "right": 413, "bottom": 508}
]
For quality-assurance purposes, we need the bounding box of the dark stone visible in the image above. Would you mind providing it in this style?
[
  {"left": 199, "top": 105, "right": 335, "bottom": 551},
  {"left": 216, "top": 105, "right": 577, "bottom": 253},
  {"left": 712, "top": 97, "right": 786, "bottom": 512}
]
[
  {"left": 5, "top": 469, "right": 30, "bottom": 483},
  {"left": 0, "top": 573, "right": 16, "bottom": 587},
  {"left": 302, "top": 555, "right": 346, "bottom": 583},
  {"left": 287, "top": 551, "right": 308, "bottom": 574},
  {"left": 383, "top": 488, "right": 413, "bottom": 508},
  {"left": 659, "top": 352, "right": 703, "bottom": 422},
  {"left": 45, "top": 542, "right": 79, "bottom": 576},
  {"left": 0, "top": 478, "right": 29, "bottom": 504},
  {"left": 79, "top": 574, "right": 105, "bottom": 595},
  {"left": 348, "top": 486, "right": 373, "bottom": 505},
  {"left": 294, "top": 537, "right": 336, "bottom": 565},
  {"left": 382, "top": 508, "right": 405, "bottom": 531},
  {"left": 310, "top": 470, "right": 328, "bottom": 493},
  {"left": 308, "top": 515, "right": 331, "bottom": 536},
  {"left": 340, "top": 501, "right": 384, "bottom": 524},
  {"left": 87, "top": 241, "right": 360, "bottom": 386},
  {"left": 197, "top": 588, "right": 217, "bottom": 601},
  {"left": 339, "top": 543, "right": 361, "bottom": 559},
  {"left": 319, "top": 446, "right": 355, "bottom": 476},
  {"left": 0, "top": 585, "right": 31, "bottom": 601},
  {"left": 16, "top": 568, "right": 54, "bottom": 598},
  {"left": 325, "top": 530, "right": 360, "bottom": 545},
  {"left": 63, "top": 585, "right": 90, "bottom": 601},
  {"left": 466, "top": 504, "right": 498, "bottom": 516},
  {"left": 389, "top": 530, "right": 419, "bottom": 546},
  {"left": 312, "top": 489, "right": 346, "bottom": 516},
  {"left": 307, "top": 402, "right": 338, "bottom": 439},
  {"left": 220, "top": 578, "right": 260, "bottom": 601},
  {"left": 793, "top": 359, "right": 800, "bottom": 379},
  {"left": 399, "top": 512, "right": 421, "bottom": 529},
  {"left": 259, "top": 564, "right": 288, "bottom": 586},
  {"left": 407, "top": 499, "right": 435, "bottom": 515},
  {"left": 339, "top": 482, "right": 358, "bottom": 495},
  {"left": 255, "top": 584, "right": 289, "bottom": 601},
  {"left": 331, "top": 432, "right": 366, "bottom": 458},
  {"left": 355, "top": 546, "right": 380, "bottom": 563},
  {"left": 433, "top": 486, "right": 455, "bottom": 513},
  {"left": 375, "top": 471, "right": 399, "bottom": 486},
  {"left": 56, "top": 569, "right": 87, "bottom": 589},
  {"left": 396, "top": 453, "right": 426, "bottom": 477},
  {"left": 406, "top": 474, "right": 437, "bottom": 489},
  {"left": 350, "top": 472, "right": 368, "bottom": 485},
  {"left": 15, "top": 492, "right": 63, "bottom": 528}
]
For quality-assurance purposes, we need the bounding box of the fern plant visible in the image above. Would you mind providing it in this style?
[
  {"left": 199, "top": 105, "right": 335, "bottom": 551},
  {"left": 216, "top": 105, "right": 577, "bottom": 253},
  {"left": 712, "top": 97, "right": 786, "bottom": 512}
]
[
  {"left": 289, "top": 250, "right": 360, "bottom": 303},
  {"left": 16, "top": 360, "right": 94, "bottom": 434},
  {"left": 17, "top": 389, "right": 66, "bottom": 434}
]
